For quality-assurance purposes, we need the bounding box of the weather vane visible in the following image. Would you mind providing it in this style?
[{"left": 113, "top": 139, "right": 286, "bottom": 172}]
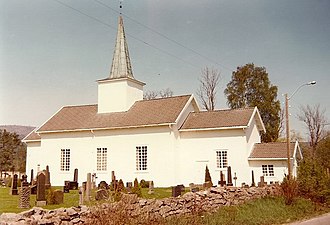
[{"left": 119, "top": 0, "right": 123, "bottom": 14}]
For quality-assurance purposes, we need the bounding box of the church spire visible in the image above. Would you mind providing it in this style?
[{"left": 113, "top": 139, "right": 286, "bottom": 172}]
[{"left": 109, "top": 16, "right": 134, "bottom": 79}]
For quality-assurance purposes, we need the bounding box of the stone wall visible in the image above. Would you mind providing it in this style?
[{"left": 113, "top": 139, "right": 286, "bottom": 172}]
[{"left": 0, "top": 185, "right": 281, "bottom": 225}]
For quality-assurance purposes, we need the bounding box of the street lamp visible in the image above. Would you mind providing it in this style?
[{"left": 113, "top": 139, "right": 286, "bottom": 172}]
[{"left": 285, "top": 81, "right": 316, "bottom": 178}]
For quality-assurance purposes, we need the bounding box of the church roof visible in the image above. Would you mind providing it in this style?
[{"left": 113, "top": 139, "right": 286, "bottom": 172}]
[
  {"left": 35, "top": 95, "right": 192, "bottom": 133},
  {"left": 108, "top": 16, "right": 133, "bottom": 79},
  {"left": 249, "top": 142, "right": 299, "bottom": 159},
  {"left": 180, "top": 107, "right": 265, "bottom": 131}
]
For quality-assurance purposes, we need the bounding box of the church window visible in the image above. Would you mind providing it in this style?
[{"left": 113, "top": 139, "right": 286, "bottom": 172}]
[
  {"left": 97, "top": 147, "right": 107, "bottom": 171},
  {"left": 262, "top": 165, "right": 274, "bottom": 176},
  {"left": 60, "top": 149, "right": 70, "bottom": 171},
  {"left": 216, "top": 150, "right": 228, "bottom": 169},
  {"left": 136, "top": 146, "right": 147, "bottom": 171}
]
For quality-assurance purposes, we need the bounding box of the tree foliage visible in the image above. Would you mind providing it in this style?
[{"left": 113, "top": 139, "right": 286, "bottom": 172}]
[
  {"left": 224, "top": 63, "right": 281, "bottom": 142},
  {"left": 196, "top": 67, "right": 221, "bottom": 111},
  {"left": 297, "top": 135, "right": 330, "bottom": 203},
  {"left": 0, "top": 129, "right": 24, "bottom": 175}
]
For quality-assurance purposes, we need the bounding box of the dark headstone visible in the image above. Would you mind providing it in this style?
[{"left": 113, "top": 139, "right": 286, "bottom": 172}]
[
  {"left": 45, "top": 166, "right": 51, "bottom": 189},
  {"left": 258, "top": 176, "right": 265, "bottom": 187},
  {"left": 177, "top": 184, "right": 185, "bottom": 192},
  {"left": 251, "top": 170, "right": 255, "bottom": 187},
  {"left": 98, "top": 181, "right": 109, "bottom": 189},
  {"left": 126, "top": 182, "right": 132, "bottom": 192},
  {"left": 36, "top": 173, "right": 46, "bottom": 205},
  {"left": 64, "top": 181, "right": 70, "bottom": 193},
  {"left": 227, "top": 166, "right": 233, "bottom": 186},
  {"left": 73, "top": 168, "right": 78, "bottom": 182},
  {"left": 53, "top": 190, "right": 64, "bottom": 204},
  {"left": 30, "top": 169, "right": 34, "bottom": 185},
  {"left": 111, "top": 171, "right": 116, "bottom": 183},
  {"left": 11, "top": 174, "right": 18, "bottom": 195},
  {"left": 95, "top": 189, "right": 109, "bottom": 201},
  {"left": 31, "top": 185, "right": 37, "bottom": 195},
  {"left": 69, "top": 181, "right": 78, "bottom": 190},
  {"left": 172, "top": 185, "right": 182, "bottom": 197},
  {"left": 218, "top": 171, "right": 226, "bottom": 187}
]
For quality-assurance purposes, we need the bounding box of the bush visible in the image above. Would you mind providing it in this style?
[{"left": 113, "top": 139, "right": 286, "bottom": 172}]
[
  {"left": 281, "top": 176, "right": 298, "bottom": 205},
  {"left": 131, "top": 178, "right": 142, "bottom": 197},
  {"left": 297, "top": 158, "right": 330, "bottom": 203}
]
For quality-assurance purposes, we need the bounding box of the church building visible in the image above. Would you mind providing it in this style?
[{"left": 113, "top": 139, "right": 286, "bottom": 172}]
[{"left": 24, "top": 16, "right": 302, "bottom": 187}]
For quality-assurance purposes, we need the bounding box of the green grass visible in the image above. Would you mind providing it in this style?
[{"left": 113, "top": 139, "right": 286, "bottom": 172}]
[
  {"left": 166, "top": 197, "right": 330, "bottom": 225},
  {"left": 0, "top": 187, "right": 80, "bottom": 214}
]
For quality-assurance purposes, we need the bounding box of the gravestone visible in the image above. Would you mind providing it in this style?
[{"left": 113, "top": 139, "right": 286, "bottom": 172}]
[
  {"left": 98, "top": 181, "right": 109, "bottom": 189},
  {"left": 148, "top": 181, "right": 154, "bottom": 194},
  {"left": 172, "top": 185, "right": 182, "bottom": 197},
  {"left": 126, "top": 182, "right": 132, "bottom": 192},
  {"left": 63, "top": 181, "right": 70, "bottom": 193},
  {"left": 218, "top": 171, "right": 226, "bottom": 187},
  {"left": 251, "top": 170, "right": 255, "bottom": 187},
  {"left": 95, "top": 189, "right": 109, "bottom": 201},
  {"left": 69, "top": 181, "right": 78, "bottom": 190},
  {"left": 79, "top": 186, "right": 84, "bottom": 205},
  {"left": 74, "top": 168, "right": 78, "bottom": 182},
  {"left": 53, "top": 190, "right": 64, "bottom": 204},
  {"left": 31, "top": 185, "right": 37, "bottom": 195},
  {"left": 233, "top": 172, "right": 237, "bottom": 187},
  {"left": 111, "top": 171, "right": 116, "bottom": 183},
  {"left": 36, "top": 172, "right": 46, "bottom": 206},
  {"left": 258, "top": 176, "right": 265, "bottom": 187},
  {"left": 30, "top": 169, "right": 34, "bottom": 185},
  {"left": 11, "top": 174, "right": 18, "bottom": 195},
  {"left": 85, "top": 173, "right": 91, "bottom": 202},
  {"left": 45, "top": 166, "right": 51, "bottom": 189},
  {"left": 227, "top": 166, "right": 233, "bottom": 186},
  {"left": 19, "top": 175, "right": 30, "bottom": 208}
]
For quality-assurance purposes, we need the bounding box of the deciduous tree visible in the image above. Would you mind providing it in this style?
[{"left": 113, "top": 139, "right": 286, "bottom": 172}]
[
  {"left": 298, "top": 104, "right": 328, "bottom": 153},
  {"left": 0, "top": 129, "right": 21, "bottom": 176},
  {"left": 224, "top": 63, "right": 281, "bottom": 142},
  {"left": 196, "top": 67, "right": 221, "bottom": 111}
]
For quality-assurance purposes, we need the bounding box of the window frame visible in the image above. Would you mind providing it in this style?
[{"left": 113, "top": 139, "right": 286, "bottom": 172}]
[
  {"left": 97, "top": 147, "right": 108, "bottom": 171},
  {"left": 60, "top": 149, "right": 70, "bottom": 171},
  {"left": 262, "top": 164, "right": 274, "bottom": 177},
  {"left": 136, "top": 146, "right": 148, "bottom": 171},
  {"left": 216, "top": 150, "right": 228, "bottom": 169}
]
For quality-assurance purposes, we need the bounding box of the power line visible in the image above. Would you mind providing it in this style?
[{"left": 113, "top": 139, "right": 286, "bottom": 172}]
[
  {"left": 93, "top": 0, "right": 233, "bottom": 72},
  {"left": 51, "top": 0, "right": 200, "bottom": 69}
]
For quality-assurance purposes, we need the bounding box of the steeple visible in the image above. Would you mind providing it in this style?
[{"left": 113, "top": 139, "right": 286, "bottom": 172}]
[
  {"left": 97, "top": 15, "right": 145, "bottom": 114},
  {"left": 109, "top": 16, "right": 134, "bottom": 79}
]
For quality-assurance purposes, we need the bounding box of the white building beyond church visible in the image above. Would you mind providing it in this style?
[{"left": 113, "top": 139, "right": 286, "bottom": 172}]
[{"left": 24, "top": 16, "right": 302, "bottom": 187}]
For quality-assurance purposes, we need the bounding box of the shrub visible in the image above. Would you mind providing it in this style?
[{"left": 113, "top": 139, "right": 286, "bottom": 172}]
[
  {"left": 297, "top": 158, "right": 330, "bottom": 203},
  {"left": 131, "top": 178, "right": 142, "bottom": 197},
  {"left": 281, "top": 176, "right": 298, "bottom": 205}
]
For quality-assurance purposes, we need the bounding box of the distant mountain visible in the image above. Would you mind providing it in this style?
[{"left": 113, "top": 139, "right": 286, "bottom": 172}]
[{"left": 0, "top": 125, "right": 36, "bottom": 140}]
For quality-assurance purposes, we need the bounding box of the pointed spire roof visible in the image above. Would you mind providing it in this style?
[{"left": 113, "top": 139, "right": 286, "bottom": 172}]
[{"left": 109, "top": 16, "right": 134, "bottom": 79}]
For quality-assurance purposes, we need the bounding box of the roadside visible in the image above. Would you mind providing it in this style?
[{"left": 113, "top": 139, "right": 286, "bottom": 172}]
[{"left": 286, "top": 212, "right": 330, "bottom": 225}]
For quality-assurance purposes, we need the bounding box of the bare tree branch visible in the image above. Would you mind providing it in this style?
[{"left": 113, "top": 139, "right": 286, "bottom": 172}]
[
  {"left": 298, "top": 104, "right": 328, "bottom": 153},
  {"left": 143, "top": 88, "right": 173, "bottom": 100},
  {"left": 196, "top": 67, "right": 221, "bottom": 111}
]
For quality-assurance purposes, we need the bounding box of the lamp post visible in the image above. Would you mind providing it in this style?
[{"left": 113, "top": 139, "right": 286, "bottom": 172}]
[{"left": 285, "top": 81, "right": 316, "bottom": 178}]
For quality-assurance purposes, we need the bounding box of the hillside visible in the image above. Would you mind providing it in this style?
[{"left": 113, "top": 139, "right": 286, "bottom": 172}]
[{"left": 0, "top": 125, "right": 35, "bottom": 140}]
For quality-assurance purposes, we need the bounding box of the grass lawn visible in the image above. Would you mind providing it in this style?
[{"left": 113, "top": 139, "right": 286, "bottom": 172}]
[{"left": 0, "top": 187, "right": 79, "bottom": 214}]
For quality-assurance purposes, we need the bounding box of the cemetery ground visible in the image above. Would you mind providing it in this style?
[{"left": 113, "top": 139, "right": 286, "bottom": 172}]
[{"left": 1, "top": 186, "right": 329, "bottom": 225}]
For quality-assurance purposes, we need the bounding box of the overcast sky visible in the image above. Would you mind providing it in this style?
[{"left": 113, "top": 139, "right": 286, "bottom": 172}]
[{"left": 1, "top": 0, "right": 329, "bottom": 139}]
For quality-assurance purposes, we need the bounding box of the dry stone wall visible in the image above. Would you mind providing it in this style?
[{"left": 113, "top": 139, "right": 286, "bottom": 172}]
[{"left": 0, "top": 185, "right": 281, "bottom": 225}]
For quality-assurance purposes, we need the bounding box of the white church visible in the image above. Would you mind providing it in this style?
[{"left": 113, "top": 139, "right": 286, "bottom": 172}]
[{"left": 24, "top": 16, "right": 302, "bottom": 187}]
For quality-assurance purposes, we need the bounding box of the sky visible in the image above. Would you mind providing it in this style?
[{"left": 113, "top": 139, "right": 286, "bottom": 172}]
[{"left": 1, "top": 0, "right": 329, "bottom": 139}]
